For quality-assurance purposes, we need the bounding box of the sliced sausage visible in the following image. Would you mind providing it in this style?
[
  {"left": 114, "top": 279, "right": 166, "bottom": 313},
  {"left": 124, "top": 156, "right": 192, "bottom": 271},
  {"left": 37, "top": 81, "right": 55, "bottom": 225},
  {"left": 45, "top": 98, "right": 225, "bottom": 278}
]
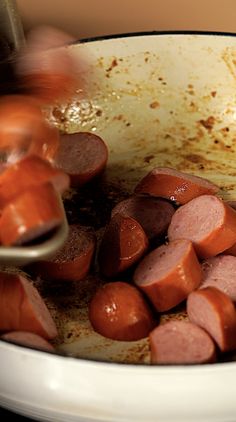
[
  {"left": 149, "top": 320, "right": 216, "bottom": 364},
  {"left": 89, "top": 281, "right": 155, "bottom": 341},
  {"left": 0, "top": 272, "right": 57, "bottom": 339},
  {"left": 133, "top": 239, "right": 202, "bottom": 312},
  {"left": 168, "top": 195, "right": 236, "bottom": 259},
  {"left": 201, "top": 255, "right": 236, "bottom": 302},
  {"left": 111, "top": 196, "right": 175, "bottom": 241},
  {"left": 224, "top": 202, "right": 236, "bottom": 255},
  {"left": 16, "top": 26, "right": 79, "bottom": 103},
  {"left": 0, "top": 95, "right": 59, "bottom": 163},
  {"left": 30, "top": 225, "right": 96, "bottom": 281},
  {"left": 55, "top": 132, "right": 108, "bottom": 187},
  {"left": 0, "top": 154, "right": 69, "bottom": 210},
  {"left": 1, "top": 331, "right": 55, "bottom": 352},
  {"left": 98, "top": 214, "right": 149, "bottom": 278},
  {"left": 135, "top": 167, "right": 219, "bottom": 204},
  {"left": 0, "top": 182, "right": 64, "bottom": 246},
  {"left": 187, "top": 287, "right": 236, "bottom": 352}
]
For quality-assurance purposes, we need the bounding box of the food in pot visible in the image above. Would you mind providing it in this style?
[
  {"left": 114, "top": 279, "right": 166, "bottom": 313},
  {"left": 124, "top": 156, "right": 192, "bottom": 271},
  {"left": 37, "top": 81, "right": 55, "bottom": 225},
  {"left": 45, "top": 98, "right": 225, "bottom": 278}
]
[
  {"left": 187, "top": 287, "right": 236, "bottom": 352},
  {"left": 0, "top": 272, "right": 57, "bottom": 339},
  {"left": 89, "top": 281, "right": 155, "bottom": 341},
  {"left": 0, "top": 182, "right": 64, "bottom": 246},
  {"left": 55, "top": 132, "right": 109, "bottom": 187},
  {"left": 30, "top": 224, "right": 96, "bottom": 282},
  {"left": 1, "top": 331, "right": 55, "bottom": 352},
  {"left": 133, "top": 239, "right": 202, "bottom": 312},
  {"left": 149, "top": 320, "right": 216, "bottom": 364},
  {"left": 98, "top": 213, "right": 149, "bottom": 277},
  {"left": 168, "top": 195, "right": 236, "bottom": 258},
  {"left": 111, "top": 196, "right": 175, "bottom": 241},
  {"left": 135, "top": 167, "right": 219, "bottom": 204}
]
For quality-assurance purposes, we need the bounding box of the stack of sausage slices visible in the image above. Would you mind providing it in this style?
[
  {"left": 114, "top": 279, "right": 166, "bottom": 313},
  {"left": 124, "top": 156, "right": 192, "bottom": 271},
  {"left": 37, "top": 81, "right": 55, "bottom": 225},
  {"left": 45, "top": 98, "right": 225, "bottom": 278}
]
[
  {"left": 0, "top": 26, "right": 110, "bottom": 353},
  {"left": 89, "top": 166, "right": 236, "bottom": 365},
  {"left": 0, "top": 131, "right": 108, "bottom": 353}
]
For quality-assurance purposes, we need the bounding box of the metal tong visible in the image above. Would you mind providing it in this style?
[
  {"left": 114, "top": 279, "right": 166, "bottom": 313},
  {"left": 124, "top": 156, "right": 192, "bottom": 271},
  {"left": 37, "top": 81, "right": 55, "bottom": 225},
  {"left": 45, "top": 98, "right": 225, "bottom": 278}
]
[{"left": 0, "top": 0, "right": 69, "bottom": 266}]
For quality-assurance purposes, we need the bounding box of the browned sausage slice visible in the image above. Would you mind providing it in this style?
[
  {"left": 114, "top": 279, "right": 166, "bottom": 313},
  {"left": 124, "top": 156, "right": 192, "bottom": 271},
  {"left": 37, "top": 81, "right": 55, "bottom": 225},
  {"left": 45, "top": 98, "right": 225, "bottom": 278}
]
[
  {"left": 187, "top": 287, "right": 236, "bottom": 352},
  {"left": 0, "top": 154, "right": 69, "bottom": 209},
  {"left": 111, "top": 196, "right": 175, "bottom": 241},
  {"left": 133, "top": 239, "right": 201, "bottom": 312},
  {"left": 168, "top": 195, "right": 236, "bottom": 258},
  {"left": 0, "top": 272, "right": 57, "bottom": 339},
  {"left": 201, "top": 255, "right": 236, "bottom": 302},
  {"left": 1, "top": 331, "right": 55, "bottom": 352},
  {"left": 135, "top": 167, "right": 219, "bottom": 204},
  {"left": 0, "top": 182, "right": 64, "bottom": 246},
  {"left": 149, "top": 320, "right": 216, "bottom": 364},
  {"left": 98, "top": 214, "right": 149, "bottom": 277},
  {"left": 55, "top": 132, "right": 108, "bottom": 187},
  {"left": 224, "top": 202, "right": 236, "bottom": 255},
  {"left": 30, "top": 225, "right": 96, "bottom": 281},
  {"left": 89, "top": 281, "right": 155, "bottom": 341}
]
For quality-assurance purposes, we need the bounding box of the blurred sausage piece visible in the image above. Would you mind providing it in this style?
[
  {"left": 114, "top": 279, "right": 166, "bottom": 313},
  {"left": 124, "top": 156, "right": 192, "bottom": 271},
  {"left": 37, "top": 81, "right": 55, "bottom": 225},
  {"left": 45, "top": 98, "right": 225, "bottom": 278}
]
[
  {"left": 16, "top": 26, "right": 80, "bottom": 103},
  {"left": 0, "top": 182, "right": 63, "bottom": 246},
  {"left": 89, "top": 281, "right": 155, "bottom": 341},
  {"left": 133, "top": 239, "right": 201, "bottom": 312},
  {"left": 168, "top": 195, "right": 236, "bottom": 258},
  {"left": 111, "top": 196, "right": 175, "bottom": 241},
  {"left": 31, "top": 225, "right": 96, "bottom": 281},
  {"left": 1, "top": 331, "right": 55, "bottom": 352},
  {"left": 0, "top": 154, "right": 69, "bottom": 210},
  {"left": 0, "top": 272, "right": 57, "bottom": 339},
  {"left": 0, "top": 95, "right": 59, "bottom": 163},
  {"left": 201, "top": 255, "right": 236, "bottom": 302},
  {"left": 135, "top": 167, "right": 219, "bottom": 204},
  {"left": 98, "top": 214, "right": 149, "bottom": 278},
  {"left": 149, "top": 320, "right": 216, "bottom": 364},
  {"left": 187, "top": 287, "right": 236, "bottom": 352},
  {"left": 55, "top": 132, "right": 108, "bottom": 187},
  {"left": 224, "top": 202, "right": 236, "bottom": 255}
]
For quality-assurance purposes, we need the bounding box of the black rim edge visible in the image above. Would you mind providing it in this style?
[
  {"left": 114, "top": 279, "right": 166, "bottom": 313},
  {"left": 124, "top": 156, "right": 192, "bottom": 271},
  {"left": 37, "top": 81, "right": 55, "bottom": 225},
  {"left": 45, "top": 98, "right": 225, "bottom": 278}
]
[{"left": 77, "top": 29, "right": 236, "bottom": 44}]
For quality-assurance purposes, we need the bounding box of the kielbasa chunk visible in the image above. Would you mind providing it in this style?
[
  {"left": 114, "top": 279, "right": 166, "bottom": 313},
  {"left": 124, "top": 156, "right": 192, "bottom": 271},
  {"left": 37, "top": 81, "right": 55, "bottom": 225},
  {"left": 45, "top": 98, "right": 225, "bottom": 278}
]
[
  {"left": 31, "top": 225, "right": 96, "bottom": 281},
  {"left": 201, "top": 255, "right": 236, "bottom": 302},
  {"left": 134, "top": 239, "right": 201, "bottom": 312},
  {"left": 187, "top": 287, "right": 236, "bottom": 352},
  {"left": 99, "top": 214, "right": 148, "bottom": 278},
  {"left": 55, "top": 132, "right": 108, "bottom": 187},
  {"left": 135, "top": 167, "right": 219, "bottom": 204},
  {"left": 0, "top": 272, "right": 57, "bottom": 339},
  {"left": 168, "top": 195, "right": 236, "bottom": 258},
  {"left": 149, "top": 320, "right": 216, "bottom": 364},
  {"left": 112, "top": 196, "right": 175, "bottom": 241}
]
